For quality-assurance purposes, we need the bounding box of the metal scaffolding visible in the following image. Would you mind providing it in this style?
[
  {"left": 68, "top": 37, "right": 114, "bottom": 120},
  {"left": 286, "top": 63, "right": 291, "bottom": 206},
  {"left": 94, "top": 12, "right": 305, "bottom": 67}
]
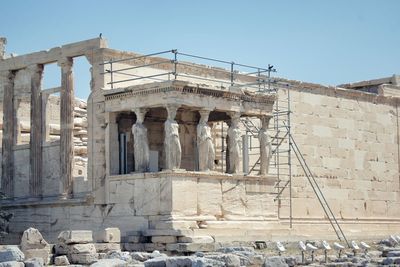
[{"left": 101, "top": 50, "right": 349, "bottom": 246}]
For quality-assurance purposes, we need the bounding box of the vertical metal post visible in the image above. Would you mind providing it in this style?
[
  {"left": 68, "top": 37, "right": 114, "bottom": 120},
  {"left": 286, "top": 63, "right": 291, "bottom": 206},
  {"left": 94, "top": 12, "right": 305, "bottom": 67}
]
[
  {"left": 288, "top": 86, "right": 293, "bottom": 228},
  {"left": 230, "top": 62, "right": 234, "bottom": 86},
  {"left": 267, "top": 64, "right": 271, "bottom": 92},
  {"left": 242, "top": 134, "right": 249, "bottom": 175},
  {"left": 173, "top": 49, "right": 178, "bottom": 80},
  {"left": 257, "top": 68, "right": 261, "bottom": 92},
  {"left": 110, "top": 61, "right": 114, "bottom": 89},
  {"left": 221, "top": 123, "right": 224, "bottom": 173}
]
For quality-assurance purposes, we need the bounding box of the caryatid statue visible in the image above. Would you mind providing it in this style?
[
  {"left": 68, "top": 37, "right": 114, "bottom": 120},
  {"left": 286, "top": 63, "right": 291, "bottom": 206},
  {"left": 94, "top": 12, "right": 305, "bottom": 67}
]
[
  {"left": 132, "top": 108, "right": 149, "bottom": 172},
  {"left": 164, "top": 105, "right": 181, "bottom": 170},
  {"left": 197, "top": 110, "right": 215, "bottom": 171},
  {"left": 259, "top": 116, "right": 272, "bottom": 175},
  {"left": 227, "top": 112, "right": 241, "bottom": 174}
]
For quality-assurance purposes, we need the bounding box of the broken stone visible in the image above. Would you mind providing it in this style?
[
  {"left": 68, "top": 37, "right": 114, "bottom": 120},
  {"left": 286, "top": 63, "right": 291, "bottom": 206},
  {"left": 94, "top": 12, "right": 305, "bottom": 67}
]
[
  {"left": 20, "top": 228, "right": 49, "bottom": 251},
  {"left": 68, "top": 243, "right": 96, "bottom": 254},
  {"left": 204, "top": 253, "right": 241, "bottom": 267},
  {"left": 90, "top": 259, "right": 127, "bottom": 267},
  {"left": 0, "top": 247, "right": 25, "bottom": 262},
  {"left": 58, "top": 230, "right": 93, "bottom": 244},
  {"left": 178, "top": 236, "right": 214, "bottom": 244},
  {"left": 69, "top": 253, "right": 98, "bottom": 265},
  {"left": 24, "top": 257, "right": 44, "bottom": 267},
  {"left": 98, "top": 228, "right": 121, "bottom": 243},
  {"left": 263, "top": 256, "right": 289, "bottom": 267},
  {"left": 23, "top": 249, "right": 50, "bottom": 265},
  {"left": 105, "top": 251, "right": 132, "bottom": 262},
  {"left": 166, "top": 243, "right": 216, "bottom": 252},
  {"left": 151, "top": 236, "right": 177, "bottom": 244},
  {"left": 54, "top": 255, "right": 69, "bottom": 266},
  {"left": 0, "top": 262, "right": 24, "bottom": 267},
  {"left": 94, "top": 243, "right": 121, "bottom": 253}
]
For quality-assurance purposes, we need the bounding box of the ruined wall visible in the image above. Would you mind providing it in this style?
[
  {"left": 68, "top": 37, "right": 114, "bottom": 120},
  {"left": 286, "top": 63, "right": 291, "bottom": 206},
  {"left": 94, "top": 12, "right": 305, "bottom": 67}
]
[{"left": 286, "top": 87, "right": 399, "bottom": 220}]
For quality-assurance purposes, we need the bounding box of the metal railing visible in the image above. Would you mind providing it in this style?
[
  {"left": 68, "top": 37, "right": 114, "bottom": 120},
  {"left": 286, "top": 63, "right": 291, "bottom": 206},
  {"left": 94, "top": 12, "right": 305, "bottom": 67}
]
[{"left": 100, "top": 49, "right": 276, "bottom": 92}]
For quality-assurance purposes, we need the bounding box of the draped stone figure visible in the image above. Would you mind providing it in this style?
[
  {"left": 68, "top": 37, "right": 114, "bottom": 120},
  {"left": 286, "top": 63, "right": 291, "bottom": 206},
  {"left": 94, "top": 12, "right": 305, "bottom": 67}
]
[
  {"left": 227, "top": 113, "right": 241, "bottom": 174},
  {"left": 164, "top": 106, "right": 181, "bottom": 169},
  {"left": 132, "top": 109, "right": 149, "bottom": 172},
  {"left": 197, "top": 110, "right": 215, "bottom": 171},
  {"left": 259, "top": 116, "right": 272, "bottom": 175}
]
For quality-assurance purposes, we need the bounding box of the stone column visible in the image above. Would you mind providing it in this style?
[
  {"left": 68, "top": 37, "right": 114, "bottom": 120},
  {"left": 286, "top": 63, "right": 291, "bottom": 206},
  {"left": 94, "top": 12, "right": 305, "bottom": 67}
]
[
  {"left": 105, "top": 112, "right": 119, "bottom": 176},
  {"left": 164, "top": 105, "right": 181, "bottom": 170},
  {"left": 132, "top": 108, "right": 149, "bottom": 172},
  {"left": 227, "top": 112, "right": 241, "bottom": 174},
  {"left": 1, "top": 70, "right": 15, "bottom": 197},
  {"left": 197, "top": 110, "right": 215, "bottom": 171},
  {"left": 259, "top": 116, "right": 272, "bottom": 176},
  {"left": 58, "top": 58, "right": 74, "bottom": 198},
  {"left": 0, "top": 37, "right": 6, "bottom": 60},
  {"left": 28, "top": 64, "right": 44, "bottom": 197}
]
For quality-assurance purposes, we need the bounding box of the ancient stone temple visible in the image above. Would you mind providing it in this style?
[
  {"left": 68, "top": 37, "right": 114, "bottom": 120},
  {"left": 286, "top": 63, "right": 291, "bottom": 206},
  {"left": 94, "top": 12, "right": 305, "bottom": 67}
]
[{"left": 0, "top": 37, "right": 399, "bottom": 247}]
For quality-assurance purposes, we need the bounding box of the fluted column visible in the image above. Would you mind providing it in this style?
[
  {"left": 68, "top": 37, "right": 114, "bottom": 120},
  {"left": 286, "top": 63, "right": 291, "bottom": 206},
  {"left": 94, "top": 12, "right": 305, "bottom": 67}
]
[
  {"left": 58, "top": 58, "right": 74, "bottom": 197},
  {"left": 1, "top": 70, "right": 15, "bottom": 197},
  {"left": 29, "top": 64, "right": 44, "bottom": 197}
]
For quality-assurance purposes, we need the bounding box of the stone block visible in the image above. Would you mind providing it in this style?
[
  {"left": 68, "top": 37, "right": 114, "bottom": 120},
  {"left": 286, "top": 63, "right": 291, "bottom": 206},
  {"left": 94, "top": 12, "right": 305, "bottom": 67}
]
[
  {"left": 0, "top": 247, "right": 24, "bottom": 262},
  {"left": 134, "top": 178, "right": 161, "bottom": 216},
  {"left": 151, "top": 236, "right": 177, "bottom": 244},
  {"left": 98, "top": 228, "right": 121, "bottom": 243},
  {"left": 122, "top": 243, "right": 145, "bottom": 252},
  {"left": 20, "top": 228, "right": 49, "bottom": 251},
  {"left": 197, "top": 179, "right": 222, "bottom": 216},
  {"left": 23, "top": 249, "right": 50, "bottom": 265},
  {"left": 166, "top": 243, "right": 216, "bottom": 252},
  {"left": 178, "top": 236, "right": 214, "bottom": 244},
  {"left": 24, "top": 257, "right": 44, "bottom": 267},
  {"left": 58, "top": 230, "right": 93, "bottom": 244},
  {"left": 0, "top": 262, "right": 24, "bottom": 267},
  {"left": 143, "top": 229, "right": 193, "bottom": 237},
  {"left": 91, "top": 259, "right": 127, "bottom": 267},
  {"left": 67, "top": 243, "right": 96, "bottom": 254},
  {"left": 54, "top": 255, "right": 69, "bottom": 266},
  {"left": 69, "top": 253, "right": 98, "bottom": 265},
  {"left": 94, "top": 243, "right": 121, "bottom": 253}
]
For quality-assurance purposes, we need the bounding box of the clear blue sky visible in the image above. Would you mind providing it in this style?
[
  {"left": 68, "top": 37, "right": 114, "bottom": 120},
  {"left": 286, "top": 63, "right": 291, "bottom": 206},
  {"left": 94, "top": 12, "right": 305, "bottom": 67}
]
[{"left": 1, "top": 0, "right": 399, "bottom": 100}]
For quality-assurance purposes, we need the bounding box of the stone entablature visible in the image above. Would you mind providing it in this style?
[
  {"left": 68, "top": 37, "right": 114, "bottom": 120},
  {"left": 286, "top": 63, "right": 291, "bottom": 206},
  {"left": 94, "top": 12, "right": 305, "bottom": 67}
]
[{"left": 103, "top": 81, "right": 275, "bottom": 115}]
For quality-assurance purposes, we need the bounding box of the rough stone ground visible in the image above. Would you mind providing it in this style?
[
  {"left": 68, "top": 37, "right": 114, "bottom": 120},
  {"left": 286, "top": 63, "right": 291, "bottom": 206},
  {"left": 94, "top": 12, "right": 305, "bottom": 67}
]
[{"left": 2, "top": 238, "right": 400, "bottom": 266}]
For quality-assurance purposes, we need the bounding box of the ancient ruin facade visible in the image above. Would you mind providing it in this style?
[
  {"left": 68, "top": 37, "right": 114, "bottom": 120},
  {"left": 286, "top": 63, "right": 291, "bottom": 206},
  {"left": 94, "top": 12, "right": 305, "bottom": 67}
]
[{"left": 0, "top": 37, "right": 399, "bottom": 246}]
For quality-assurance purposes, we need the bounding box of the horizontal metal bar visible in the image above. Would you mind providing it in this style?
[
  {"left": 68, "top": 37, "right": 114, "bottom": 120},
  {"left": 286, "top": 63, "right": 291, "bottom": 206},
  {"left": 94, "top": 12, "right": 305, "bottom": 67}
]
[
  {"left": 100, "top": 50, "right": 174, "bottom": 65},
  {"left": 177, "top": 52, "right": 233, "bottom": 65},
  {"left": 107, "top": 72, "right": 173, "bottom": 85},
  {"left": 177, "top": 73, "right": 233, "bottom": 85},
  {"left": 101, "top": 59, "right": 173, "bottom": 74},
  {"left": 110, "top": 71, "right": 168, "bottom": 82}
]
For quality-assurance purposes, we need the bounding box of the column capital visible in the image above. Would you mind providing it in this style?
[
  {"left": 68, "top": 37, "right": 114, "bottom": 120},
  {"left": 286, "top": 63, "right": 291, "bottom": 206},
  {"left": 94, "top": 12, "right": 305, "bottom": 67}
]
[
  {"left": 132, "top": 108, "right": 148, "bottom": 124},
  {"left": 58, "top": 57, "right": 73, "bottom": 70},
  {"left": 165, "top": 104, "right": 180, "bottom": 120}
]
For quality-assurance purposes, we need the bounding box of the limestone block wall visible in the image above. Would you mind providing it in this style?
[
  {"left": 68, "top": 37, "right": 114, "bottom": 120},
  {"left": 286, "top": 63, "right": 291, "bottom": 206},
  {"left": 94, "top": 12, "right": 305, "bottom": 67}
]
[{"left": 277, "top": 86, "right": 400, "bottom": 223}]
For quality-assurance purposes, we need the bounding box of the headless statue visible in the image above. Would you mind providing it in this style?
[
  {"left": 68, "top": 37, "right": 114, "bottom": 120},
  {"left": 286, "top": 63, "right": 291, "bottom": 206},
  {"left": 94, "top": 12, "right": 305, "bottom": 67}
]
[
  {"left": 227, "top": 114, "right": 241, "bottom": 174},
  {"left": 197, "top": 111, "right": 215, "bottom": 171},
  {"left": 164, "top": 107, "right": 181, "bottom": 169},
  {"left": 132, "top": 109, "right": 149, "bottom": 172},
  {"left": 259, "top": 116, "right": 272, "bottom": 175}
]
